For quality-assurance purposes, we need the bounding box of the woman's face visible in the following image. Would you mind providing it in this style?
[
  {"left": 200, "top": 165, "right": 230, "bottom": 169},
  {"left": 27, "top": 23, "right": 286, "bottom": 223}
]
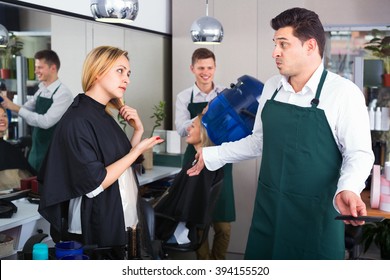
[
  {"left": 186, "top": 117, "right": 201, "bottom": 146},
  {"left": 0, "top": 108, "right": 8, "bottom": 134},
  {"left": 97, "top": 55, "right": 131, "bottom": 101}
]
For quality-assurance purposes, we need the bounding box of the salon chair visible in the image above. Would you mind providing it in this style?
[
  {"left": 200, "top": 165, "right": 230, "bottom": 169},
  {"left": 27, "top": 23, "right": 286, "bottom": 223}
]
[
  {"left": 344, "top": 225, "right": 363, "bottom": 259},
  {"left": 154, "top": 178, "right": 224, "bottom": 259},
  {"left": 14, "top": 136, "right": 32, "bottom": 158}
]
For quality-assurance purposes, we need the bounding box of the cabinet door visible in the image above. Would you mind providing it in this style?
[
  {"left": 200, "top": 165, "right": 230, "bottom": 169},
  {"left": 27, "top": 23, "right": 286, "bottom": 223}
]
[
  {"left": 91, "top": 22, "right": 125, "bottom": 50},
  {"left": 51, "top": 15, "right": 87, "bottom": 96}
]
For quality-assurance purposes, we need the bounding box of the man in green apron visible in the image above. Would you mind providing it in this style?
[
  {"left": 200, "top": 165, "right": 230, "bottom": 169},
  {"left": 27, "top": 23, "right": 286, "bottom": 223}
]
[
  {"left": 1, "top": 50, "right": 73, "bottom": 172},
  {"left": 188, "top": 8, "right": 374, "bottom": 259},
  {"left": 175, "top": 48, "right": 236, "bottom": 259}
]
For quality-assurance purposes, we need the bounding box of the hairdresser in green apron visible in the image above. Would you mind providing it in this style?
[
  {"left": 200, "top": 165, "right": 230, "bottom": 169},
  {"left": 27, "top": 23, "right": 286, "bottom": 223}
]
[
  {"left": 246, "top": 70, "right": 346, "bottom": 259},
  {"left": 28, "top": 85, "right": 60, "bottom": 171},
  {"left": 175, "top": 48, "right": 235, "bottom": 259},
  {"left": 1, "top": 50, "right": 73, "bottom": 173},
  {"left": 187, "top": 8, "right": 374, "bottom": 260}
]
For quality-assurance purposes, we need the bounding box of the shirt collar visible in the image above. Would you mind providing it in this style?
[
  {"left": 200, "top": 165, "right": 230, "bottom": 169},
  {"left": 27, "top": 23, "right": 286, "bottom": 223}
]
[
  {"left": 38, "top": 79, "right": 61, "bottom": 93},
  {"left": 192, "top": 82, "right": 216, "bottom": 96},
  {"left": 278, "top": 63, "right": 325, "bottom": 95}
]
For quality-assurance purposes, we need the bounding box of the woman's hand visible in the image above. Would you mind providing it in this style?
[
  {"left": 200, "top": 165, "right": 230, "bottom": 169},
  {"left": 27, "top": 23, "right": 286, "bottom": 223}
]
[
  {"left": 119, "top": 105, "right": 144, "bottom": 132},
  {"left": 132, "top": 136, "right": 164, "bottom": 155}
]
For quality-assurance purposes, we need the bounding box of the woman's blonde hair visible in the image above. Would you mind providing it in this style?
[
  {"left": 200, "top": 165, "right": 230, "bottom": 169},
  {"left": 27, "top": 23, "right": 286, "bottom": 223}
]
[
  {"left": 198, "top": 113, "right": 214, "bottom": 148},
  {"left": 82, "top": 46, "right": 129, "bottom": 111}
]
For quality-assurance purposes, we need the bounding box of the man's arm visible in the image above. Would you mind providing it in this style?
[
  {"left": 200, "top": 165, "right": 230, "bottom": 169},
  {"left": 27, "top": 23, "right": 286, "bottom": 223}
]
[
  {"left": 19, "top": 90, "right": 73, "bottom": 129},
  {"left": 175, "top": 91, "right": 192, "bottom": 137}
]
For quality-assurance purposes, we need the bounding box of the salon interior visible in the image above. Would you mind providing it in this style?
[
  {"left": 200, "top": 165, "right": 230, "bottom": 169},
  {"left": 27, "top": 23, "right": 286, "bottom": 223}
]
[{"left": 0, "top": 0, "right": 390, "bottom": 260}]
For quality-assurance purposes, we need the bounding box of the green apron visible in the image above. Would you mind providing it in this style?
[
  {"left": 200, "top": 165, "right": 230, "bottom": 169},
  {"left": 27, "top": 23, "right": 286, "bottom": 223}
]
[
  {"left": 182, "top": 91, "right": 236, "bottom": 222},
  {"left": 28, "top": 84, "right": 61, "bottom": 172},
  {"left": 245, "top": 70, "right": 344, "bottom": 259}
]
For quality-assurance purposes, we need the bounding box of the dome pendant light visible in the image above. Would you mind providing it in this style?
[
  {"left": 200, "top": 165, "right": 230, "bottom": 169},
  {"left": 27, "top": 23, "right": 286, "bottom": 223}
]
[
  {"left": 90, "top": 0, "right": 139, "bottom": 24},
  {"left": 0, "top": 24, "right": 9, "bottom": 48},
  {"left": 190, "top": 0, "right": 224, "bottom": 45}
]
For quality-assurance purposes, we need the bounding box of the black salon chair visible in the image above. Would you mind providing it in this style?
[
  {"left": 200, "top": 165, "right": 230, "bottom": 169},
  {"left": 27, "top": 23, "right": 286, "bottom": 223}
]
[
  {"left": 344, "top": 225, "right": 364, "bottom": 259},
  {"left": 154, "top": 178, "right": 223, "bottom": 258},
  {"left": 14, "top": 136, "right": 32, "bottom": 158}
]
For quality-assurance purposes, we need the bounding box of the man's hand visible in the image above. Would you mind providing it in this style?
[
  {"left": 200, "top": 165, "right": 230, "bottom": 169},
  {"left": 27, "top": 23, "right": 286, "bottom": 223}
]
[
  {"left": 335, "top": 190, "right": 367, "bottom": 226},
  {"left": 0, "top": 95, "right": 20, "bottom": 113},
  {"left": 187, "top": 149, "right": 205, "bottom": 176}
]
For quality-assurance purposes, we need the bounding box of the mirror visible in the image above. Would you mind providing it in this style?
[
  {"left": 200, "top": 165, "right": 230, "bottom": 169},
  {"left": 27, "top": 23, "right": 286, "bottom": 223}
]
[
  {"left": 324, "top": 25, "right": 390, "bottom": 83},
  {"left": 0, "top": 1, "right": 172, "bottom": 142}
]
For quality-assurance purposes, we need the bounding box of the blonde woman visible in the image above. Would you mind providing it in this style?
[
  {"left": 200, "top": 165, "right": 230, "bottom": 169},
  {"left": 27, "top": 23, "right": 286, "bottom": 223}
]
[
  {"left": 154, "top": 114, "right": 224, "bottom": 257},
  {"left": 39, "top": 46, "right": 163, "bottom": 259},
  {"left": 0, "top": 104, "right": 35, "bottom": 189}
]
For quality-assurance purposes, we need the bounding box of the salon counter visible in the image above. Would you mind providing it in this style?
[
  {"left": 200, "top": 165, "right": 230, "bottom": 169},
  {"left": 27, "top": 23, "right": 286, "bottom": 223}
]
[
  {"left": 0, "top": 165, "right": 181, "bottom": 258},
  {"left": 361, "top": 190, "right": 390, "bottom": 219}
]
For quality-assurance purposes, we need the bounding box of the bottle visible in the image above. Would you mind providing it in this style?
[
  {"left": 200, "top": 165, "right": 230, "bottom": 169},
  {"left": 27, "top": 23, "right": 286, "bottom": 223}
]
[
  {"left": 375, "top": 107, "right": 382, "bottom": 131},
  {"left": 381, "top": 107, "right": 390, "bottom": 131},
  {"left": 368, "top": 106, "right": 375, "bottom": 130},
  {"left": 32, "top": 243, "right": 49, "bottom": 260}
]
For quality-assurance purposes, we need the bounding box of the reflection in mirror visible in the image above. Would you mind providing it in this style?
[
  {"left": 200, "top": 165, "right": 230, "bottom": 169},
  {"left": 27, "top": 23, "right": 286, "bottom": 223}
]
[
  {"left": 324, "top": 26, "right": 390, "bottom": 82},
  {"left": 0, "top": 1, "right": 173, "bottom": 140}
]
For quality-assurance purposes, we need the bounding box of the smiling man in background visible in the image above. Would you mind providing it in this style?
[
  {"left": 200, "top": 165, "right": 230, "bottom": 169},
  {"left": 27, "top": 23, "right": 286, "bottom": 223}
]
[{"left": 1, "top": 50, "right": 73, "bottom": 173}]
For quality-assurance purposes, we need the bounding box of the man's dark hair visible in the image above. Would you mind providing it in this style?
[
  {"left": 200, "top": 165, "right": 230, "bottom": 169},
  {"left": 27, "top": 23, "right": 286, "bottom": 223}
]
[
  {"left": 191, "top": 48, "right": 216, "bottom": 65},
  {"left": 271, "top": 7, "right": 325, "bottom": 58},
  {"left": 34, "top": 50, "right": 61, "bottom": 71}
]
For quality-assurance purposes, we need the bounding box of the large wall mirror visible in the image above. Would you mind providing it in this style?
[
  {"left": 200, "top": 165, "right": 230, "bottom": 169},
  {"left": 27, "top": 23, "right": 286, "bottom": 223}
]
[
  {"left": 324, "top": 25, "right": 390, "bottom": 89},
  {"left": 0, "top": 1, "right": 172, "bottom": 141}
]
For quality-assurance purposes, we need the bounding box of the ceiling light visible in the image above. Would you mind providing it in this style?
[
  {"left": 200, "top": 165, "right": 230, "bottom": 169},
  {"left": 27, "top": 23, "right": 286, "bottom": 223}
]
[
  {"left": 0, "top": 24, "right": 9, "bottom": 48},
  {"left": 90, "top": 0, "right": 139, "bottom": 24},
  {"left": 190, "top": 0, "right": 223, "bottom": 45}
]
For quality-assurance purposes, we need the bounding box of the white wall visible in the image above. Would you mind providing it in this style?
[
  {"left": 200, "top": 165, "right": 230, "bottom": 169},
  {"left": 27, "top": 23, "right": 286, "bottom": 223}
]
[
  {"left": 172, "top": 0, "right": 390, "bottom": 255},
  {"left": 16, "top": 0, "right": 172, "bottom": 34},
  {"left": 51, "top": 15, "right": 171, "bottom": 137}
]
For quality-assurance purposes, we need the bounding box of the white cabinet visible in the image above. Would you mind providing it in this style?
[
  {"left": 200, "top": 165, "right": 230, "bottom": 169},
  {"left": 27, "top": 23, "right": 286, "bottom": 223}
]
[{"left": 0, "top": 198, "right": 50, "bottom": 259}]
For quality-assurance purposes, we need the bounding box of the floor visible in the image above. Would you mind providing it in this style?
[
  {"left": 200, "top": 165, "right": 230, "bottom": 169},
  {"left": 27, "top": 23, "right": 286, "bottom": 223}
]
[{"left": 166, "top": 251, "right": 244, "bottom": 260}]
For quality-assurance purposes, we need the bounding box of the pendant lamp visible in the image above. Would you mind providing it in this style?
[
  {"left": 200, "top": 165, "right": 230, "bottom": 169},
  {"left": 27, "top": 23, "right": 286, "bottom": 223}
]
[
  {"left": 0, "top": 24, "right": 9, "bottom": 48},
  {"left": 90, "top": 0, "right": 139, "bottom": 24},
  {"left": 190, "top": 0, "right": 223, "bottom": 45}
]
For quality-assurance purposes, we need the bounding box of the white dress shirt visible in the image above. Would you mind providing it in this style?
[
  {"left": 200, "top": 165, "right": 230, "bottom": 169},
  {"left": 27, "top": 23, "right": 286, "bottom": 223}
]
[
  {"left": 203, "top": 64, "right": 374, "bottom": 208},
  {"left": 175, "top": 83, "right": 225, "bottom": 137},
  {"left": 19, "top": 79, "right": 73, "bottom": 129}
]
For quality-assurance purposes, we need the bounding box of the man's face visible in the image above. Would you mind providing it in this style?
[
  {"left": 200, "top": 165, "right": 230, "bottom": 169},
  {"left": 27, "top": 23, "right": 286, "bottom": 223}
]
[
  {"left": 272, "top": 26, "right": 309, "bottom": 77},
  {"left": 34, "top": 59, "right": 55, "bottom": 83},
  {"left": 191, "top": 58, "right": 216, "bottom": 88}
]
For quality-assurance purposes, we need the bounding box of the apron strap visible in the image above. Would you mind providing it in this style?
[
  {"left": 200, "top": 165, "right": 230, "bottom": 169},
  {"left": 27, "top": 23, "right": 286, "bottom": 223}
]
[
  {"left": 271, "top": 85, "right": 282, "bottom": 100},
  {"left": 310, "top": 70, "right": 327, "bottom": 108},
  {"left": 37, "top": 83, "right": 62, "bottom": 99},
  {"left": 50, "top": 84, "right": 62, "bottom": 99}
]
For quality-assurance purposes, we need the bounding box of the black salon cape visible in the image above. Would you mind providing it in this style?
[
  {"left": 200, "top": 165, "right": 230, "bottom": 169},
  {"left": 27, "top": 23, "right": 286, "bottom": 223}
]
[
  {"left": 154, "top": 160, "right": 223, "bottom": 241},
  {"left": 0, "top": 138, "right": 35, "bottom": 174},
  {"left": 38, "top": 94, "right": 132, "bottom": 248}
]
